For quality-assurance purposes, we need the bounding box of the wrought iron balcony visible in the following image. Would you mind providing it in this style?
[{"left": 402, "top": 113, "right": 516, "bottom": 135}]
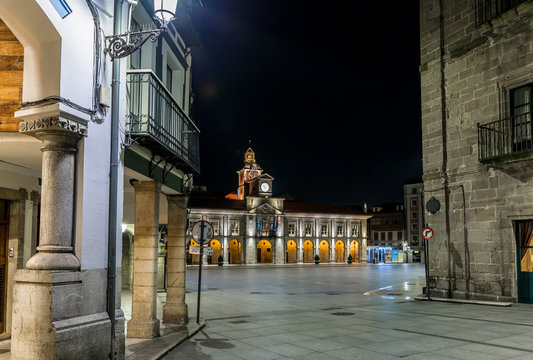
[
  {"left": 475, "top": 0, "right": 528, "bottom": 26},
  {"left": 478, "top": 112, "right": 533, "bottom": 163},
  {"left": 126, "top": 70, "right": 200, "bottom": 174}
]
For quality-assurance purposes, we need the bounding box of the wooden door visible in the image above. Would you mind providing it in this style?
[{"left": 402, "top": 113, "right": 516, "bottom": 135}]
[{"left": 0, "top": 200, "right": 8, "bottom": 332}]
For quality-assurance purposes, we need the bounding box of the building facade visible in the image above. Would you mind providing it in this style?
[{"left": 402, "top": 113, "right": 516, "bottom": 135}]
[
  {"left": 188, "top": 148, "right": 371, "bottom": 265},
  {"left": 404, "top": 181, "right": 424, "bottom": 262},
  {"left": 0, "top": 0, "right": 200, "bottom": 358},
  {"left": 420, "top": 0, "right": 533, "bottom": 302},
  {"left": 367, "top": 204, "right": 406, "bottom": 263}
]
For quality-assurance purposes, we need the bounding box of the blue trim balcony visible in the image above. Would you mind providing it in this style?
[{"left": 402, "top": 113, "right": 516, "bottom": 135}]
[{"left": 126, "top": 70, "right": 200, "bottom": 175}]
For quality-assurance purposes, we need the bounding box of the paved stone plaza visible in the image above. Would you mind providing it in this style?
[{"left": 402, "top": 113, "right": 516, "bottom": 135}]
[{"left": 162, "top": 263, "right": 533, "bottom": 360}]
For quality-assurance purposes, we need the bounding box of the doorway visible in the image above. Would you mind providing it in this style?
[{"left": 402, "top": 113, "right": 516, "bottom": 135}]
[
  {"left": 208, "top": 239, "right": 222, "bottom": 264},
  {"left": 286, "top": 240, "right": 297, "bottom": 263},
  {"left": 335, "top": 240, "right": 345, "bottom": 262},
  {"left": 319, "top": 241, "right": 330, "bottom": 263},
  {"left": 350, "top": 241, "right": 360, "bottom": 263},
  {"left": 257, "top": 240, "right": 272, "bottom": 263},
  {"left": 516, "top": 221, "right": 533, "bottom": 303},
  {"left": 229, "top": 239, "right": 242, "bottom": 264},
  {"left": 303, "top": 240, "right": 314, "bottom": 263}
]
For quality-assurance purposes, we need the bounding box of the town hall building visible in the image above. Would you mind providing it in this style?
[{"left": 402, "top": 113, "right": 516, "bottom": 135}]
[{"left": 188, "top": 147, "right": 371, "bottom": 265}]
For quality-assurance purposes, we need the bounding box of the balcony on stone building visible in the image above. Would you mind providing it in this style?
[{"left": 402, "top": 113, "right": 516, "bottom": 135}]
[
  {"left": 126, "top": 70, "right": 200, "bottom": 174},
  {"left": 474, "top": 0, "right": 529, "bottom": 26},
  {"left": 478, "top": 112, "right": 533, "bottom": 170}
]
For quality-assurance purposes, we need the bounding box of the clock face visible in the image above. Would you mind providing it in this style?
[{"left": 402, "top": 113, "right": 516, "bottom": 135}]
[{"left": 260, "top": 182, "right": 270, "bottom": 192}]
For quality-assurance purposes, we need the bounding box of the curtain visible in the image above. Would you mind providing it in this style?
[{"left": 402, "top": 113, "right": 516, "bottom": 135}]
[{"left": 519, "top": 221, "right": 533, "bottom": 258}]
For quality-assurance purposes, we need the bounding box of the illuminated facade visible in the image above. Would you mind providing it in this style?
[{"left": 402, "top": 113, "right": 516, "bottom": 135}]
[{"left": 188, "top": 148, "right": 371, "bottom": 265}]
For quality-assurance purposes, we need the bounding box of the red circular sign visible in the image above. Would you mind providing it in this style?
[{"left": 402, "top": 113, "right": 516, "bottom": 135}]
[{"left": 422, "top": 227, "right": 434, "bottom": 240}]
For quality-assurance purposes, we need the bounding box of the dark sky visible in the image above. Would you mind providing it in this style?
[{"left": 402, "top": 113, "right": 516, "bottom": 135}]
[{"left": 190, "top": 1, "right": 421, "bottom": 207}]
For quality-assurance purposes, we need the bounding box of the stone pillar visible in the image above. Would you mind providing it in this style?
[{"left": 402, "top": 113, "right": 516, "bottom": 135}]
[
  {"left": 163, "top": 195, "right": 188, "bottom": 324},
  {"left": 297, "top": 238, "right": 303, "bottom": 263},
  {"left": 23, "top": 120, "right": 82, "bottom": 270},
  {"left": 12, "top": 117, "right": 113, "bottom": 359},
  {"left": 128, "top": 181, "right": 160, "bottom": 338},
  {"left": 223, "top": 237, "right": 229, "bottom": 264}
]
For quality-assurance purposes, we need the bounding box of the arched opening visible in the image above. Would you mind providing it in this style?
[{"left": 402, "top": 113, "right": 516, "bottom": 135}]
[
  {"left": 335, "top": 240, "right": 345, "bottom": 263},
  {"left": 186, "top": 239, "right": 200, "bottom": 265},
  {"left": 257, "top": 240, "right": 272, "bottom": 263},
  {"left": 303, "top": 240, "right": 314, "bottom": 263},
  {"left": 208, "top": 239, "right": 222, "bottom": 264},
  {"left": 351, "top": 241, "right": 360, "bottom": 263},
  {"left": 228, "top": 239, "right": 242, "bottom": 264},
  {"left": 286, "top": 240, "right": 297, "bottom": 263},
  {"left": 319, "top": 240, "right": 330, "bottom": 263}
]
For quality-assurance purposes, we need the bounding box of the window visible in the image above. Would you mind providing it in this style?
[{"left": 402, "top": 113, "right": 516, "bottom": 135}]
[
  {"left": 412, "top": 235, "right": 418, "bottom": 246},
  {"left": 336, "top": 225, "right": 344, "bottom": 237},
  {"left": 397, "top": 231, "right": 403, "bottom": 241},
  {"left": 475, "top": 0, "right": 528, "bottom": 26},
  {"left": 212, "top": 221, "right": 220, "bottom": 236},
  {"left": 288, "top": 223, "right": 296, "bottom": 237},
  {"left": 321, "top": 224, "right": 328, "bottom": 237},
  {"left": 166, "top": 65, "right": 173, "bottom": 93},
  {"left": 412, "top": 223, "right": 418, "bottom": 231},
  {"left": 380, "top": 232, "right": 385, "bottom": 241},
  {"left": 231, "top": 221, "right": 239, "bottom": 235},
  {"left": 351, "top": 224, "right": 359, "bottom": 237},
  {"left": 305, "top": 223, "right": 313, "bottom": 237},
  {"left": 511, "top": 84, "right": 533, "bottom": 152},
  {"left": 411, "top": 199, "right": 417, "bottom": 207},
  {"left": 388, "top": 232, "right": 393, "bottom": 241},
  {"left": 412, "top": 212, "right": 418, "bottom": 219},
  {"left": 411, "top": 188, "right": 417, "bottom": 194}
]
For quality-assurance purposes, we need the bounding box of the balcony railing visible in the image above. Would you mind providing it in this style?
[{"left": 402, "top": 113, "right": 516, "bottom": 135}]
[
  {"left": 126, "top": 70, "right": 200, "bottom": 174},
  {"left": 475, "top": 0, "right": 528, "bottom": 26},
  {"left": 478, "top": 112, "right": 533, "bottom": 161}
]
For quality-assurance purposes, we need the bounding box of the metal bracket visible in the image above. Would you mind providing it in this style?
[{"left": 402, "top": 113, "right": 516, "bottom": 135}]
[
  {"left": 104, "top": 28, "right": 164, "bottom": 60},
  {"left": 148, "top": 154, "right": 163, "bottom": 177},
  {"left": 162, "top": 162, "right": 175, "bottom": 184}
]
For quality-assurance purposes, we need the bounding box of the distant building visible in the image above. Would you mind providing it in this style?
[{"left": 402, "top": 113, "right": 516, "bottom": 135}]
[
  {"left": 420, "top": 0, "right": 533, "bottom": 302},
  {"left": 188, "top": 147, "right": 371, "bottom": 265},
  {"left": 367, "top": 203, "right": 406, "bottom": 263},
  {"left": 404, "top": 181, "right": 424, "bottom": 263}
]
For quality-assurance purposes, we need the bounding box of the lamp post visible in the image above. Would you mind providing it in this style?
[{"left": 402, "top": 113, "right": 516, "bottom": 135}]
[{"left": 106, "top": 1, "right": 178, "bottom": 358}]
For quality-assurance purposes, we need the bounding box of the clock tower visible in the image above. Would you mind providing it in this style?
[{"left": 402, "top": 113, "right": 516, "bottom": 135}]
[{"left": 236, "top": 146, "right": 263, "bottom": 200}]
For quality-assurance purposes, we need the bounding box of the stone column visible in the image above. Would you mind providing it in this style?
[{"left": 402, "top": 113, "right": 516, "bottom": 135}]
[
  {"left": 223, "top": 237, "right": 229, "bottom": 264},
  {"left": 12, "top": 117, "right": 115, "bottom": 359},
  {"left": 297, "top": 238, "right": 303, "bottom": 263},
  {"left": 21, "top": 119, "right": 83, "bottom": 270},
  {"left": 128, "top": 181, "right": 160, "bottom": 338},
  {"left": 163, "top": 195, "right": 188, "bottom": 324}
]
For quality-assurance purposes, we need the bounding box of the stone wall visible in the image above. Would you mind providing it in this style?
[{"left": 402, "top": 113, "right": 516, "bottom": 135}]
[{"left": 420, "top": 0, "right": 533, "bottom": 301}]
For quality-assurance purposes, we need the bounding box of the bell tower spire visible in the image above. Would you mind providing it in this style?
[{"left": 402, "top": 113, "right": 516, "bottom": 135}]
[{"left": 244, "top": 140, "right": 256, "bottom": 163}]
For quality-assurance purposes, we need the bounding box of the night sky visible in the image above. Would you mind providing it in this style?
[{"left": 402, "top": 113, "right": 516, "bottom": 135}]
[{"left": 190, "top": 1, "right": 421, "bottom": 207}]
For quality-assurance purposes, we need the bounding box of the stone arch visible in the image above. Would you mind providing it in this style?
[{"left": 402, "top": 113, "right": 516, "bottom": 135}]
[
  {"left": 319, "top": 240, "right": 330, "bottom": 263},
  {"left": 286, "top": 240, "right": 297, "bottom": 263},
  {"left": 257, "top": 239, "right": 272, "bottom": 263},
  {"left": 208, "top": 239, "right": 222, "bottom": 264},
  {"left": 335, "top": 240, "right": 345, "bottom": 263},
  {"left": 350, "top": 240, "right": 360, "bottom": 263},
  {"left": 303, "top": 240, "right": 314, "bottom": 263},
  {"left": 228, "top": 239, "right": 241, "bottom": 264}
]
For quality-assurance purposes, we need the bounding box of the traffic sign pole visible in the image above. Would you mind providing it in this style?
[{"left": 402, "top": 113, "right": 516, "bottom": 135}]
[{"left": 196, "top": 221, "right": 205, "bottom": 324}]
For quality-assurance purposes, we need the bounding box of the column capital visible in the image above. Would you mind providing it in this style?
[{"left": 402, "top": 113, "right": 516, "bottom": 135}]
[
  {"left": 19, "top": 116, "right": 87, "bottom": 138},
  {"left": 132, "top": 180, "right": 161, "bottom": 193}
]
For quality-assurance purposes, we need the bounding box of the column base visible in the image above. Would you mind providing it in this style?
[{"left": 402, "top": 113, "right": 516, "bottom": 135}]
[
  {"left": 163, "top": 303, "right": 188, "bottom": 324},
  {"left": 127, "top": 319, "right": 160, "bottom": 339},
  {"left": 11, "top": 270, "right": 111, "bottom": 360},
  {"left": 26, "top": 251, "right": 80, "bottom": 270}
]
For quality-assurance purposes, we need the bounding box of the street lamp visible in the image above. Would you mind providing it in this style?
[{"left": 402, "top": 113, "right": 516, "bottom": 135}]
[{"left": 104, "top": 0, "right": 179, "bottom": 59}]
